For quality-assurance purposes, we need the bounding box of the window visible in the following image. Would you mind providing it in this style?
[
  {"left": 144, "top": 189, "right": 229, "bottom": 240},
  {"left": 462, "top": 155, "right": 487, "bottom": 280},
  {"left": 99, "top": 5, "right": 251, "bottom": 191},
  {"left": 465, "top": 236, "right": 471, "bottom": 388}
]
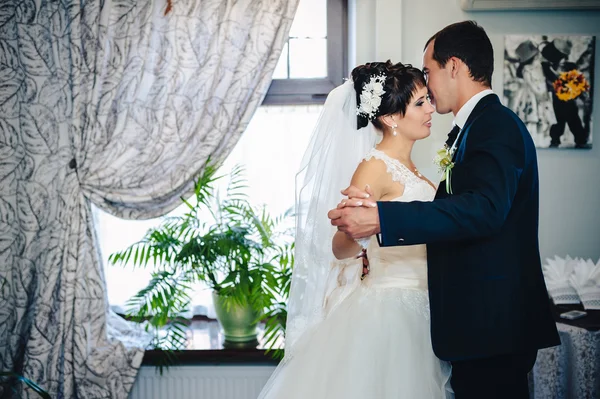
[
  {"left": 263, "top": 0, "right": 348, "bottom": 104},
  {"left": 96, "top": 105, "right": 322, "bottom": 316},
  {"left": 97, "top": 0, "right": 345, "bottom": 347}
]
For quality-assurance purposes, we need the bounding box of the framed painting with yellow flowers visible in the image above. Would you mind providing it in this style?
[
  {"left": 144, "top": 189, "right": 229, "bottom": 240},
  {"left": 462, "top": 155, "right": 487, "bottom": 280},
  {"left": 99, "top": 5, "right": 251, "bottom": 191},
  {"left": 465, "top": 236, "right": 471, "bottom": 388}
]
[{"left": 503, "top": 35, "right": 595, "bottom": 149}]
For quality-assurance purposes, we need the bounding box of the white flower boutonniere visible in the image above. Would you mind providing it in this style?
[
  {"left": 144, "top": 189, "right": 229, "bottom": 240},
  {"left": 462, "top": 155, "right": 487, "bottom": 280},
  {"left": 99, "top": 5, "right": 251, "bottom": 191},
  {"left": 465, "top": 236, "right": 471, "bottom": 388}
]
[{"left": 434, "top": 145, "right": 455, "bottom": 194}]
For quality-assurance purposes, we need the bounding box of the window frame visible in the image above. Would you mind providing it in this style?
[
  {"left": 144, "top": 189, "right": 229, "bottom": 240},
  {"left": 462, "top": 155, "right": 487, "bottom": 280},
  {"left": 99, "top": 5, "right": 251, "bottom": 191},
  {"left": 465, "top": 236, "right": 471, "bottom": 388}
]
[{"left": 262, "top": 0, "right": 348, "bottom": 105}]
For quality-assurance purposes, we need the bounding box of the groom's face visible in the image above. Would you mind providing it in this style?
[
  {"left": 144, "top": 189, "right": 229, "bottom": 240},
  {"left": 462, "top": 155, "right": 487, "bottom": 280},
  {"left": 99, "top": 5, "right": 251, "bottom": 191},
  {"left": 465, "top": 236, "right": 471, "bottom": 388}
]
[{"left": 422, "top": 42, "right": 454, "bottom": 115}]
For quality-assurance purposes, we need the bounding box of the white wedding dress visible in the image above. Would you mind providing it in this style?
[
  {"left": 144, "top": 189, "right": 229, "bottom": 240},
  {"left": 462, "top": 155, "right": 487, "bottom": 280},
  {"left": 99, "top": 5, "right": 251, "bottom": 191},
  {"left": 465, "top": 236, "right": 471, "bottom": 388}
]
[{"left": 258, "top": 149, "right": 453, "bottom": 399}]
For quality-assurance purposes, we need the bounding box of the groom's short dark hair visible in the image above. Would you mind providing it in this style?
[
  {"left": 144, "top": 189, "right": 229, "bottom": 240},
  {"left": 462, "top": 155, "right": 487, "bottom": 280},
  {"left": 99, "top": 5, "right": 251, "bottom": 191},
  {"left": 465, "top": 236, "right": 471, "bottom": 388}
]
[{"left": 425, "top": 21, "right": 493, "bottom": 87}]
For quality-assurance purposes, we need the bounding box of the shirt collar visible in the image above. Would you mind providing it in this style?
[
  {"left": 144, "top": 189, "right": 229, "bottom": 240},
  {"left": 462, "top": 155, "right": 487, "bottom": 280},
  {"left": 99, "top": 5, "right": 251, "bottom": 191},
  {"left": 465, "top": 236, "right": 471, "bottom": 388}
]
[{"left": 453, "top": 89, "right": 495, "bottom": 129}]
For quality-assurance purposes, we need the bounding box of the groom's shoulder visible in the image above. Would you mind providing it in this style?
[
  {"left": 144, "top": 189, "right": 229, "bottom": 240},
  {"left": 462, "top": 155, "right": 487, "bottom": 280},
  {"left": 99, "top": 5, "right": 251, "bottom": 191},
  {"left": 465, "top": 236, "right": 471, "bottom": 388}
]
[
  {"left": 484, "top": 99, "right": 519, "bottom": 120},
  {"left": 478, "top": 100, "right": 526, "bottom": 132},
  {"left": 471, "top": 102, "right": 530, "bottom": 146},
  {"left": 475, "top": 103, "right": 517, "bottom": 126}
]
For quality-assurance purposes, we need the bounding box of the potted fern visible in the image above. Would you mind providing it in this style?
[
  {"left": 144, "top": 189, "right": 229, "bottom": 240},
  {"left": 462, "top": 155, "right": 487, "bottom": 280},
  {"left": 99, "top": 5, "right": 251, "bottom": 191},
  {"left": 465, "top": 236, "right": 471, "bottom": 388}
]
[{"left": 108, "top": 162, "right": 293, "bottom": 356}]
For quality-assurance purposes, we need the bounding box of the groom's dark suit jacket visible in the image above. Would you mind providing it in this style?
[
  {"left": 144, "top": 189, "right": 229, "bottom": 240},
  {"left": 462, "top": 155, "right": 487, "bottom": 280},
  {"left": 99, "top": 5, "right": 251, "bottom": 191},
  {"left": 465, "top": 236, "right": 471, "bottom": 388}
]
[{"left": 377, "top": 94, "right": 560, "bottom": 361}]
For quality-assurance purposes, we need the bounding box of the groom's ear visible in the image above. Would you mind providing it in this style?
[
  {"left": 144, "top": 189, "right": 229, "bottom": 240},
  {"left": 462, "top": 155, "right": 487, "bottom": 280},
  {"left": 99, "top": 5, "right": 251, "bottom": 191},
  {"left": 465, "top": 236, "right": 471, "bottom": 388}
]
[{"left": 449, "top": 57, "right": 461, "bottom": 79}]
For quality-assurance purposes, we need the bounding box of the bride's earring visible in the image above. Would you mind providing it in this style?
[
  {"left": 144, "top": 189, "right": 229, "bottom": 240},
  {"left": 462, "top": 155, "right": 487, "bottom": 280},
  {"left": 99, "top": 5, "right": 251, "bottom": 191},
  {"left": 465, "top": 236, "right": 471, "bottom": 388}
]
[{"left": 392, "top": 124, "right": 398, "bottom": 136}]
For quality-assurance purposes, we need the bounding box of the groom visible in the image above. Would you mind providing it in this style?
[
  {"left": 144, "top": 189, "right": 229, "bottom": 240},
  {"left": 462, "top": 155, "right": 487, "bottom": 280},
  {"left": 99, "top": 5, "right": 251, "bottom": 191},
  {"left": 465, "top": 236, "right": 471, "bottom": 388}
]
[{"left": 328, "top": 21, "right": 560, "bottom": 398}]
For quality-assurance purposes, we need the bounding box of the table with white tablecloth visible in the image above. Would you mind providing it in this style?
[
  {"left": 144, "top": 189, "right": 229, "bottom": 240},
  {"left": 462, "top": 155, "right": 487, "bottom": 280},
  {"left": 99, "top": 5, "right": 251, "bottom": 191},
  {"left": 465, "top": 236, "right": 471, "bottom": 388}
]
[{"left": 530, "top": 305, "right": 600, "bottom": 399}]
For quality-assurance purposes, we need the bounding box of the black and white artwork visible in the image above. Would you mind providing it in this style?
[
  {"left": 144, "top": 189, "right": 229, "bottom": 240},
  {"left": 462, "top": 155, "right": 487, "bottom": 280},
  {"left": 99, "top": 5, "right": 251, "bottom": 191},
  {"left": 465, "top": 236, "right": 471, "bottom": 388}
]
[{"left": 503, "top": 35, "right": 595, "bottom": 149}]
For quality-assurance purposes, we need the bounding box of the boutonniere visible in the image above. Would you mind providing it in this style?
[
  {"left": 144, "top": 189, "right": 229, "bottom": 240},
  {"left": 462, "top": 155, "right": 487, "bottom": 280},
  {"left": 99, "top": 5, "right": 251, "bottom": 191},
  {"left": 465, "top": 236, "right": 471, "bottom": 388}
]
[{"left": 434, "top": 145, "right": 455, "bottom": 194}]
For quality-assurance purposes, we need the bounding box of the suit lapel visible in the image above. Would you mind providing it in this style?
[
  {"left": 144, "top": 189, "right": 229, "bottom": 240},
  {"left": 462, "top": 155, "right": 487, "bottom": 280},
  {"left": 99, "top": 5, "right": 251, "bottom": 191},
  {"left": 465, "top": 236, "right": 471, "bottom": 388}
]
[
  {"left": 452, "top": 94, "right": 500, "bottom": 162},
  {"left": 435, "top": 94, "right": 500, "bottom": 199}
]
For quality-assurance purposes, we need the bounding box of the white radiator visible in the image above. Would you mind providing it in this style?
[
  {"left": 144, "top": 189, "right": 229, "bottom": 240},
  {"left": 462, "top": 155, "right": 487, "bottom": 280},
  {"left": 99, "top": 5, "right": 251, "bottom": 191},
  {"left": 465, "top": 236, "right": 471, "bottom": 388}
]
[{"left": 129, "top": 365, "right": 276, "bottom": 399}]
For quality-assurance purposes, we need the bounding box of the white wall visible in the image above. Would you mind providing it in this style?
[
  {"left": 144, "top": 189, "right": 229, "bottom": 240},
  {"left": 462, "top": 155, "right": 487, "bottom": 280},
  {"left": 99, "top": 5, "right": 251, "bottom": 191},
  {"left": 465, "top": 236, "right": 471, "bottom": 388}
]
[
  {"left": 130, "top": 365, "right": 276, "bottom": 399},
  {"left": 350, "top": 0, "right": 600, "bottom": 261}
]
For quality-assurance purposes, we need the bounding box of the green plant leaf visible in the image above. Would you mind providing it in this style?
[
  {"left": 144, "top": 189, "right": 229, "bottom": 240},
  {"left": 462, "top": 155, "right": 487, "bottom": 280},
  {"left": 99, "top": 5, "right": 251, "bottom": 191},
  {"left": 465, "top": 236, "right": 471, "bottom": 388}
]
[{"left": 109, "top": 159, "right": 296, "bottom": 365}]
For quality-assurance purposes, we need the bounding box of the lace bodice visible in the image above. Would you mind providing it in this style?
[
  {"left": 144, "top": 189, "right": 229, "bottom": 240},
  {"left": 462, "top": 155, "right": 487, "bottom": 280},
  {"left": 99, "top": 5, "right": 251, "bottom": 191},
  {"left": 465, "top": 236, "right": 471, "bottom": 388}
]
[
  {"left": 362, "top": 149, "right": 437, "bottom": 290},
  {"left": 364, "top": 148, "right": 436, "bottom": 202}
]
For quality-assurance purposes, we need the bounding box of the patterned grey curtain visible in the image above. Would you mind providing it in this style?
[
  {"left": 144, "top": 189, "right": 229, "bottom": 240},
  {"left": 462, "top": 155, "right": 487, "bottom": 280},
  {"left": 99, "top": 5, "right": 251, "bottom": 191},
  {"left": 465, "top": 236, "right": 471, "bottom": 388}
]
[{"left": 0, "top": 0, "right": 298, "bottom": 397}]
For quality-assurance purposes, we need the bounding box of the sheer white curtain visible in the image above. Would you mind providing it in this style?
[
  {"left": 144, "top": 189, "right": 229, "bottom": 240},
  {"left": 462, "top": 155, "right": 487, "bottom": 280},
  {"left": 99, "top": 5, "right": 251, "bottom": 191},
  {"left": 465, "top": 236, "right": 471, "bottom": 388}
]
[{"left": 0, "top": 0, "right": 298, "bottom": 397}]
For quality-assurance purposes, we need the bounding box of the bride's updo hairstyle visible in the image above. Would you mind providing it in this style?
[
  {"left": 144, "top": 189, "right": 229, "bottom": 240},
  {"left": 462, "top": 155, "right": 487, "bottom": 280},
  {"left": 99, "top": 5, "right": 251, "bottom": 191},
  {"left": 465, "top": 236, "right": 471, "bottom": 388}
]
[{"left": 351, "top": 60, "right": 427, "bottom": 130}]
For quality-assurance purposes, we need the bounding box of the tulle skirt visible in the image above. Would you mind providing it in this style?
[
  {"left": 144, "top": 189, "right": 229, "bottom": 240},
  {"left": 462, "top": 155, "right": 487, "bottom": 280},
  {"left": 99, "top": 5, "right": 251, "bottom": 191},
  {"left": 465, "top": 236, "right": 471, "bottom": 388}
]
[{"left": 258, "top": 285, "right": 453, "bottom": 398}]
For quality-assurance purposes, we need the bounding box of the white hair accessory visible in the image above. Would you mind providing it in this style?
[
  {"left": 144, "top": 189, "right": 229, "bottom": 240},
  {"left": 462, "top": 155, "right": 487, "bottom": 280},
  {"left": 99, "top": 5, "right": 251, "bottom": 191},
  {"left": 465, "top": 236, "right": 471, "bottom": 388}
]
[{"left": 356, "top": 74, "right": 386, "bottom": 120}]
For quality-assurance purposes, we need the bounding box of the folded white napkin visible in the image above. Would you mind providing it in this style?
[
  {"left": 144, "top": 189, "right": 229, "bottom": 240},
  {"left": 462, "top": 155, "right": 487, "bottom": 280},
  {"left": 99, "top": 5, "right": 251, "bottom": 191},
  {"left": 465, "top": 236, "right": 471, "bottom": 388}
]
[
  {"left": 543, "top": 255, "right": 580, "bottom": 305},
  {"left": 569, "top": 257, "right": 600, "bottom": 310}
]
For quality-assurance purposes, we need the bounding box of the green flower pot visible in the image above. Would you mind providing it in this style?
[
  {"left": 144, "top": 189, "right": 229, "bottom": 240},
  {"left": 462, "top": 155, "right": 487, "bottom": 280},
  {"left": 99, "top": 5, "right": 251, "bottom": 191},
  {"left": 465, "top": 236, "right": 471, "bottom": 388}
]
[{"left": 212, "top": 291, "right": 262, "bottom": 345}]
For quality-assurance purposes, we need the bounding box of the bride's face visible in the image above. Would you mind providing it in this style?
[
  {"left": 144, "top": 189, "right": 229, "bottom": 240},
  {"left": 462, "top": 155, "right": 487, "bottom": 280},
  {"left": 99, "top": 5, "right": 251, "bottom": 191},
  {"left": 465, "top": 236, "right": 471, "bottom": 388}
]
[{"left": 397, "top": 86, "right": 434, "bottom": 140}]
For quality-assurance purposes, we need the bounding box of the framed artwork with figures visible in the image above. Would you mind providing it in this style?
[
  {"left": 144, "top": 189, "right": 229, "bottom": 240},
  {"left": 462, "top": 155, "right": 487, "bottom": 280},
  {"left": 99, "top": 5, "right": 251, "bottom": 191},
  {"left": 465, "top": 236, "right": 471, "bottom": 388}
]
[{"left": 503, "top": 35, "right": 595, "bottom": 149}]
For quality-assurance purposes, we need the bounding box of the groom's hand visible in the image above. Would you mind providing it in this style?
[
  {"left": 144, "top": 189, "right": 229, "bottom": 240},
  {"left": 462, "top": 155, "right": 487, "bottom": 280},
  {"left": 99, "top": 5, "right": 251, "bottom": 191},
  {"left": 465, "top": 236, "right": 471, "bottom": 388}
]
[{"left": 327, "top": 206, "right": 380, "bottom": 240}]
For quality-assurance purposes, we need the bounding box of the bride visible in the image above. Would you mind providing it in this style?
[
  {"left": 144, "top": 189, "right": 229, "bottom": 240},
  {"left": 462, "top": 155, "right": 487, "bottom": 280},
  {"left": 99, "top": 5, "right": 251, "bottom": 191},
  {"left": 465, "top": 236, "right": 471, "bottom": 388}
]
[{"left": 258, "top": 61, "right": 453, "bottom": 398}]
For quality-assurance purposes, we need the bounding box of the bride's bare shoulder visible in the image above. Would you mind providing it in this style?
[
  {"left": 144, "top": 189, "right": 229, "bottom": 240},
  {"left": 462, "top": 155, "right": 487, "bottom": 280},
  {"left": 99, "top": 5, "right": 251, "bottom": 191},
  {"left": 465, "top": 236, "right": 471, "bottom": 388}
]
[
  {"left": 354, "top": 157, "right": 388, "bottom": 177},
  {"left": 350, "top": 158, "right": 399, "bottom": 200}
]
